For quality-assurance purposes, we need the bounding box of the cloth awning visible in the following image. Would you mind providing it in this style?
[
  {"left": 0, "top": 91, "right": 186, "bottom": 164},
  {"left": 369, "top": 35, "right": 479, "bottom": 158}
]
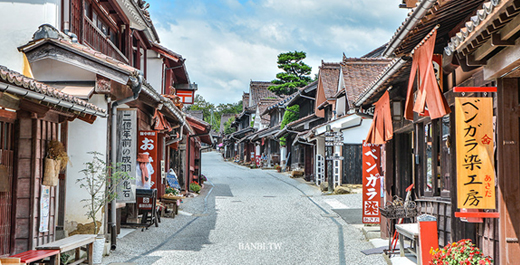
[
  {"left": 153, "top": 109, "right": 172, "bottom": 132},
  {"left": 365, "top": 91, "right": 393, "bottom": 144},
  {"left": 404, "top": 28, "right": 450, "bottom": 120}
]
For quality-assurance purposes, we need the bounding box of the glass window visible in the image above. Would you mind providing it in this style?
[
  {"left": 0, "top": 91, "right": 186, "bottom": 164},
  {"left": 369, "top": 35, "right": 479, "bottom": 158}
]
[
  {"left": 84, "top": 0, "right": 91, "bottom": 17},
  {"left": 440, "top": 115, "right": 451, "bottom": 195},
  {"left": 425, "top": 123, "right": 433, "bottom": 193}
]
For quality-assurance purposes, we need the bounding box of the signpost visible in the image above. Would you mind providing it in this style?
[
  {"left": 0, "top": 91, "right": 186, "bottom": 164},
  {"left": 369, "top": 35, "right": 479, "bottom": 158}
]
[{"left": 116, "top": 109, "right": 137, "bottom": 203}]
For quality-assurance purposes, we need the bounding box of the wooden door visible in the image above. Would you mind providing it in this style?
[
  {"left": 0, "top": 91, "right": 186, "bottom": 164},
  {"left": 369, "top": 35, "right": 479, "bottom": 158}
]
[
  {"left": 0, "top": 117, "right": 15, "bottom": 255},
  {"left": 342, "top": 144, "right": 362, "bottom": 184}
]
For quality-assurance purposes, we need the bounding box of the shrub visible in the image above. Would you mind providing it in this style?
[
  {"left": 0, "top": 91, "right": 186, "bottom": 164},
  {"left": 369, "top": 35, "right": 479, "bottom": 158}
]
[{"left": 430, "top": 239, "right": 493, "bottom": 265}]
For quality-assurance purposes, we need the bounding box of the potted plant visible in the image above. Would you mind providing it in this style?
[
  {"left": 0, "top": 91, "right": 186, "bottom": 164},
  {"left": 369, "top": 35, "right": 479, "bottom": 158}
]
[
  {"left": 189, "top": 181, "right": 201, "bottom": 193},
  {"left": 430, "top": 239, "right": 493, "bottom": 264},
  {"left": 43, "top": 140, "right": 69, "bottom": 186},
  {"left": 76, "top": 152, "right": 129, "bottom": 264}
]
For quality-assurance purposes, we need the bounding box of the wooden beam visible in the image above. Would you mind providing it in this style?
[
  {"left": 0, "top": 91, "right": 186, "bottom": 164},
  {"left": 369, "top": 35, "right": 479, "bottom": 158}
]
[
  {"left": 492, "top": 32, "right": 516, "bottom": 46},
  {"left": 466, "top": 54, "right": 486, "bottom": 67},
  {"left": 19, "top": 99, "right": 50, "bottom": 118},
  {"left": 0, "top": 92, "right": 20, "bottom": 110}
]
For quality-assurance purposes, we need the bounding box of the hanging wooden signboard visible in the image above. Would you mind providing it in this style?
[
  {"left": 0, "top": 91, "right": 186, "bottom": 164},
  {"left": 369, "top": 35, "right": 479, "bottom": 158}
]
[
  {"left": 139, "top": 131, "right": 158, "bottom": 189},
  {"left": 455, "top": 97, "right": 495, "bottom": 209},
  {"left": 116, "top": 108, "right": 137, "bottom": 203},
  {"left": 362, "top": 141, "right": 381, "bottom": 224}
]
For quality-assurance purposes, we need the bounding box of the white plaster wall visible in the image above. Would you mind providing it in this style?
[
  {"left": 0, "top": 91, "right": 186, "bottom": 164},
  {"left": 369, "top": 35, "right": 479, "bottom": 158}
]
[
  {"left": 336, "top": 95, "right": 346, "bottom": 117},
  {"left": 341, "top": 118, "right": 372, "bottom": 144},
  {"left": 65, "top": 94, "right": 108, "bottom": 232},
  {"left": 31, "top": 59, "right": 97, "bottom": 81},
  {"left": 146, "top": 50, "right": 163, "bottom": 93},
  {"left": 316, "top": 137, "right": 325, "bottom": 156},
  {"left": 0, "top": 0, "right": 61, "bottom": 72}
]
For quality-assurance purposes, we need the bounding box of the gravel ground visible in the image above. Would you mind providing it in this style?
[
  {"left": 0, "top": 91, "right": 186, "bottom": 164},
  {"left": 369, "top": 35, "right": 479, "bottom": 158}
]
[{"left": 102, "top": 151, "right": 387, "bottom": 265}]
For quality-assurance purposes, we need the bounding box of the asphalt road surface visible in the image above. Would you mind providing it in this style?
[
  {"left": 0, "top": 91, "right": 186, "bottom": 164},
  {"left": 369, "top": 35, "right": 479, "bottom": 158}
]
[{"left": 103, "top": 151, "right": 386, "bottom": 265}]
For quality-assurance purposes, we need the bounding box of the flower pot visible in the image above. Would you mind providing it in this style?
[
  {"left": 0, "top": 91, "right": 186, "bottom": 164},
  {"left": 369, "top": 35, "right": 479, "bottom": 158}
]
[
  {"left": 43, "top": 158, "right": 60, "bottom": 186},
  {"left": 92, "top": 235, "right": 105, "bottom": 264}
]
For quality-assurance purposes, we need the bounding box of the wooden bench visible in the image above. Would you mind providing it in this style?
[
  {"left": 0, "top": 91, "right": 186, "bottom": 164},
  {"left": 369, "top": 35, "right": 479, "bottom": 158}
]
[
  {"left": 1, "top": 257, "right": 26, "bottom": 265},
  {"left": 36, "top": 234, "right": 96, "bottom": 265},
  {"left": 395, "top": 223, "right": 421, "bottom": 264},
  {"left": 9, "top": 249, "right": 60, "bottom": 265}
]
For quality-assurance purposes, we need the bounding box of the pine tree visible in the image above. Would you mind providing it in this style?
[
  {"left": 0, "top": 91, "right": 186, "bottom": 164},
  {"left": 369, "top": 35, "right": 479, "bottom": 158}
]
[{"left": 268, "top": 51, "right": 312, "bottom": 96}]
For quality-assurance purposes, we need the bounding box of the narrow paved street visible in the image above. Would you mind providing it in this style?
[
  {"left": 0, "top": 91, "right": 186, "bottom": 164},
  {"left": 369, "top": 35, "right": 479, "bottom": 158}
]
[{"left": 103, "top": 152, "right": 386, "bottom": 265}]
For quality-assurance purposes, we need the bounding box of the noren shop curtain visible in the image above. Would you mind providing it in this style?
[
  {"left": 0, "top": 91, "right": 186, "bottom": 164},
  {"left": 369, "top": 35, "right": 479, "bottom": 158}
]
[
  {"left": 153, "top": 109, "right": 172, "bottom": 132},
  {"left": 404, "top": 29, "right": 450, "bottom": 120},
  {"left": 365, "top": 91, "right": 393, "bottom": 144}
]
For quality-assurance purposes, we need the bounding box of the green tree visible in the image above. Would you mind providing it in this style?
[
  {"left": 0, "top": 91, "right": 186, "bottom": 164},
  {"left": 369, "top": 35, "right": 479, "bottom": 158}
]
[
  {"left": 223, "top": 117, "right": 236, "bottom": 134},
  {"left": 279, "top": 104, "right": 300, "bottom": 146},
  {"left": 268, "top": 51, "right": 312, "bottom": 96},
  {"left": 185, "top": 95, "right": 243, "bottom": 133}
]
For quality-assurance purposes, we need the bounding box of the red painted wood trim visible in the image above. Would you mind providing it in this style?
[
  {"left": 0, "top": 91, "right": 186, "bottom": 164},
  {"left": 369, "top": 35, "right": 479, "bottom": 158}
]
[
  {"left": 11, "top": 249, "right": 60, "bottom": 263},
  {"left": 453, "top": 87, "right": 498, "bottom": 93},
  {"left": 454, "top": 212, "right": 500, "bottom": 218}
]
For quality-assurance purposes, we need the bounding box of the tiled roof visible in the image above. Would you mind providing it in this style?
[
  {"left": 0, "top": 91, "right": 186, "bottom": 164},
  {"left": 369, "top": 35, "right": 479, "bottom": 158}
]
[
  {"left": 20, "top": 37, "right": 137, "bottom": 75},
  {"left": 242, "top": 92, "right": 250, "bottom": 111},
  {"left": 186, "top": 110, "right": 203, "bottom": 120},
  {"left": 152, "top": 43, "right": 183, "bottom": 62},
  {"left": 0, "top": 65, "right": 106, "bottom": 114},
  {"left": 263, "top": 90, "right": 299, "bottom": 115},
  {"left": 384, "top": 0, "right": 486, "bottom": 57},
  {"left": 319, "top": 62, "right": 341, "bottom": 99},
  {"left": 257, "top": 98, "right": 278, "bottom": 125},
  {"left": 249, "top": 81, "right": 281, "bottom": 106},
  {"left": 286, "top": 114, "right": 321, "bottom": 129},
  {"left": 341, "top": 58, "right": 392, "bottom": 108}
]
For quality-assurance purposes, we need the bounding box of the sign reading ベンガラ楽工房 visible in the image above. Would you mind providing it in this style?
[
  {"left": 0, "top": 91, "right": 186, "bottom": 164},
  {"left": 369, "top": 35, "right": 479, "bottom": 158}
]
[{"left": 455, "top": 97, "right": 495, "bottom": 209}]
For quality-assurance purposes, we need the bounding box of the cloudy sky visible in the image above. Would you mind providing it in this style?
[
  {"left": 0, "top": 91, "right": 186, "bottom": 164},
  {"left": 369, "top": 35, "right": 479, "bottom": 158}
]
[{"left": 148, "top": 0, "right": 409, "bottom": 105}]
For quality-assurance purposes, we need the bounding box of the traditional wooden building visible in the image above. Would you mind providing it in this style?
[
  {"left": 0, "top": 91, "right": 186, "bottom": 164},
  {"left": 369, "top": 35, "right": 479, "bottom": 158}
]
[
  {"left": 0, "top": 65, "right": 107, "bottom": 255},
  {"left": 355, "top": 0, "right": 520, "bottom": 263}
]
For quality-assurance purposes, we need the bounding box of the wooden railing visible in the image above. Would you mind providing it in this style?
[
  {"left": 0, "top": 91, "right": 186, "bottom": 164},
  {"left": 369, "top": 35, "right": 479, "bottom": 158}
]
[{"left": 83, "top": 17, "right": 128, "bottom": 64}]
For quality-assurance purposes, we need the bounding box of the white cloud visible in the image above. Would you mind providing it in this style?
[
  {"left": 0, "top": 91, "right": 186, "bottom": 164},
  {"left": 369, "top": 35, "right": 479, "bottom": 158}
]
[{"left": 151, "top": 0, "right": 409, "bottom": 104}]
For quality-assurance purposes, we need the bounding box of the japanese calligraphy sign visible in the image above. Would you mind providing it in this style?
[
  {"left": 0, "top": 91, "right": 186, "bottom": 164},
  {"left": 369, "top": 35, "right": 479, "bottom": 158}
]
[
  {"left": 138, "top": 131, "right": 158, "bottom": 189},
  {"left": 362, "top": 141, "right": 381, "bottom": 224},
  {"left": 455, "top": 98, "right": 495, "bottom": 209},
  {"left": 116, "top": 109, "right": 137, "bottom": 203}
]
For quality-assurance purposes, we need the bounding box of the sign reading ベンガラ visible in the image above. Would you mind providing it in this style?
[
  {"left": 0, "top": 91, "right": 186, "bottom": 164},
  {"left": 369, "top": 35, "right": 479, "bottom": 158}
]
[
  {"left": 362, "top": 141, "right": 381, "bottom": 224},
  {"left": 455, "top": 97, "right": 495, "bottom": 209}
]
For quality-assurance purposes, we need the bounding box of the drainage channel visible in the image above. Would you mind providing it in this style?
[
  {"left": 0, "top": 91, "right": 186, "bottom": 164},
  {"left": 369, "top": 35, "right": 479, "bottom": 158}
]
[
  {"left": 267, "top": 173, "right": 347, "bottom": 265},
  {"left": 124, "top": 180, "right": 215, "bottom": 263}
]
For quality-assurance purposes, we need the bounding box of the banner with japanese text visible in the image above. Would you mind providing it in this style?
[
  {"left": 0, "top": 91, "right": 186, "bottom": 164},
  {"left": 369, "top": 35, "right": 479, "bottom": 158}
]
[
  {"left": 456, "top": 98, "right": 495, "bottom": 209},
  {"left": 116, "top": 109, "right": 137, "bottom": 203},
  {"left": 139, "top": 131, "right": 158, "bottom": 189},
  {"left": 362, "top": 141, "right": 381, "bottom": 224}
]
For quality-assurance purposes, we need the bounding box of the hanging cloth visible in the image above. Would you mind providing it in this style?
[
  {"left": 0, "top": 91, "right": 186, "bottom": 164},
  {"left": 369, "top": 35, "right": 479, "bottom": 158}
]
[
  {"left": 404, "top": 29, "right": 450, "bottom": 120},
  {"left": 152, "top": 109, "right": 173, "bottom": 132},
  {"left": 366, "top": 91, "right": 393, "bottom": 144}
]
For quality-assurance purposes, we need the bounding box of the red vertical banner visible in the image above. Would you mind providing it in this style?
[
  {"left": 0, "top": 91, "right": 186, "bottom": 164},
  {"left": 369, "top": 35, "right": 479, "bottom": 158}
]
[
  {"left": 138, "top": 131, "right": 158, "bottom": 189},
  {"left": 362, "top": 141, "right": 381, "bottom": 224}
]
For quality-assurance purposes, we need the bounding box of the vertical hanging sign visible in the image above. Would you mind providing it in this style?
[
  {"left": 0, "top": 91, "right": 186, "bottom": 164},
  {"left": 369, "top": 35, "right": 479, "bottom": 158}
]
[
  {"left": 139, "top": 131, "right": 158, "bottom": 189},
  {"left": 362, "top": 141, "right": 381, "bottom": 224},
  {"left": 455, "top": 97, "right": 495, "bottom": 209},
  {"left": 116, "top": 109, "right": 137, "bottom": 203}
]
